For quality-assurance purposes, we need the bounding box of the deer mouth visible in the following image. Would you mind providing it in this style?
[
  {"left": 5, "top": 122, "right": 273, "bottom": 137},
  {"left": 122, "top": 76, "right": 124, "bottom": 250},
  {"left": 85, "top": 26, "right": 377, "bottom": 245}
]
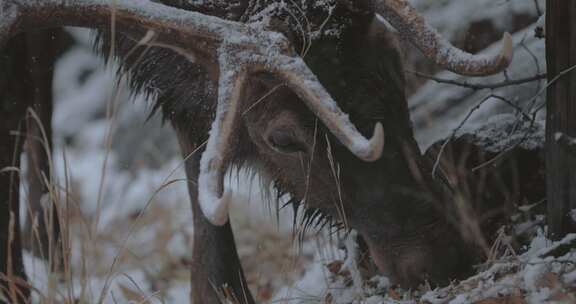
[{"left": 358, "top": 220, "right": 478, "bottom": 287}]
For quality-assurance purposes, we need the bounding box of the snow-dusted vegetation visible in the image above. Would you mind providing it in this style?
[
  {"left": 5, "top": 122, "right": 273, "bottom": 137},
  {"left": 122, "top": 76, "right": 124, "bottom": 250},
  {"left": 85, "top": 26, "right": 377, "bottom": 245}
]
[{"left": 2, "top": 0, "right": 574, "bottom": 303}]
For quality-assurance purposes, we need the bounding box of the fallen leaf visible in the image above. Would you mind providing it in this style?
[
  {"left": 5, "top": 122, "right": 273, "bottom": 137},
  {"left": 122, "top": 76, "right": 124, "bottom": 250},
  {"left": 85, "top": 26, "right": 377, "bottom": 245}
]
[
  {"left": 387, "top": 288, "right": 401, "bottom": 300},
  {"left": 326, "top": 261, "right": 343, "bottom": 275}
]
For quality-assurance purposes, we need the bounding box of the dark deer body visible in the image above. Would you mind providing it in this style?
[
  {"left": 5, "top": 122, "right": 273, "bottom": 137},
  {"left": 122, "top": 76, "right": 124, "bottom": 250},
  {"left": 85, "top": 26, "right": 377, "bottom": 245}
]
[{"left": 0, "top": 0, "right": 518, "bottom": 303}]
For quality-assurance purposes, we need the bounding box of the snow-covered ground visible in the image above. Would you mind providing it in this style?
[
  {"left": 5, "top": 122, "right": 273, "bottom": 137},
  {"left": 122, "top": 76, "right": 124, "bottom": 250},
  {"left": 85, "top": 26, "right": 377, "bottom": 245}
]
[{"left": 14, "top": 1, "right": 576, "bottom": 303}]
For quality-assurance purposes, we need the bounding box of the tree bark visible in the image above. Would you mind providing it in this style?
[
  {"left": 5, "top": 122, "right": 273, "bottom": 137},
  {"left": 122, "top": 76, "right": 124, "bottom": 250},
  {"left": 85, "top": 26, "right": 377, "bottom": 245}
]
[
  {"left": 545, "top": 0, "right": 576, "bottom": 239},
  {"left": 22, "top": 29, "right": 63, "bottom": 268},
  {"left": 0, "top": 34, "right": 31, "bottom": 304}
]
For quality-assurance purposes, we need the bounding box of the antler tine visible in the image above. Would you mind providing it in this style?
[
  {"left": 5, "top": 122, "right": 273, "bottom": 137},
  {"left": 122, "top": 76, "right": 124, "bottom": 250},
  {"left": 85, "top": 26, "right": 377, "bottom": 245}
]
[
  {"left": 198, "top": 48, "right": 248, "bottom": 226},
  {"left": 376, "top": 0, "right": 513, "bottom": 76}
]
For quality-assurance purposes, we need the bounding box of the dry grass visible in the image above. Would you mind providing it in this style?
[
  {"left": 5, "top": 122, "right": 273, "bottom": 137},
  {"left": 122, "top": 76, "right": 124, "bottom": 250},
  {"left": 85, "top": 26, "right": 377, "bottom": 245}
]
[{"left": 9, "top": 101, "right": 321, "bottom": 303}]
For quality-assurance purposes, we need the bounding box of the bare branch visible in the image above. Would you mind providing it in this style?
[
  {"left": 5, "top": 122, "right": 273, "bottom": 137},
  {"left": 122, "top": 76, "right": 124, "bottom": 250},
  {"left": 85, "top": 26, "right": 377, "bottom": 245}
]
[
  {"left": 376, "top": 0, "right": 513, "bottom": 76},
  {"left": 532, "top": 64, "right": 576, "bottom": 114},
  {"left": 533, "top": 0, "right": 543, "bottom": 17},
  {"left": 408, "top": 70, "right": 547, "bottom": 90},
  {"left": 431, "top": 93, "right": 535, "bottom": 177},
  {"left": 489, "top": 95, "right": 531, "bottom": 121}
]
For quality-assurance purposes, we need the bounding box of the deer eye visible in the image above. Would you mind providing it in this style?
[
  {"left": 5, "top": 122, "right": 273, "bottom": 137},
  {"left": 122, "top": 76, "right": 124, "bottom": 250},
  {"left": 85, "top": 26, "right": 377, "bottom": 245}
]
[{"left": 267, "top": 128, "right": 307, "bottom": 153}]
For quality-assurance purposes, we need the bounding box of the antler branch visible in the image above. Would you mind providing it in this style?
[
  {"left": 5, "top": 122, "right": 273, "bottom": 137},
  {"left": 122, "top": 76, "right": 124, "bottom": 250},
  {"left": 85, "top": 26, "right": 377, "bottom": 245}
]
[
  {"left": 376, "top": 0, "right": 513, "bottom": 76},
  {"left": 1, "top": 0, "right": 280, "bottom": 62},
  {"left": 197, "top": 47, "right": 247, "bottom": 226},
  {"left": 1, "top": 0, "right": 384, "bottom": 225}
]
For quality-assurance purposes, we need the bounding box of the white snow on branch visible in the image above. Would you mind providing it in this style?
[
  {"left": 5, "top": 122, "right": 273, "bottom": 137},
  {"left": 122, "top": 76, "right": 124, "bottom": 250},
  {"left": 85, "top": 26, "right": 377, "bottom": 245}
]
[{"left": 410, "top": 24, "right": 546, "bottom": 151}]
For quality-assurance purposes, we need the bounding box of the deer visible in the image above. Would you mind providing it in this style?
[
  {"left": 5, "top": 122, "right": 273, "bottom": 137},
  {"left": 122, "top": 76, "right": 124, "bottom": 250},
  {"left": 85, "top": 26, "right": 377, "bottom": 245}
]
[{"left": 0, "top": 0, "right": 515, "bottom": 303}]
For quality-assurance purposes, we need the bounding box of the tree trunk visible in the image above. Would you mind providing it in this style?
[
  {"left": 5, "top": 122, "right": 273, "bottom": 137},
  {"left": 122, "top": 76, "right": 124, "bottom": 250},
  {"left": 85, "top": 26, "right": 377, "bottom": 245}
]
[
  {"left": 22, "top": 29, "right": 62, "bottom": 268},
  {"left": 545, "top": 0, "right": 576, "bottom": 239},
  {"left": 0, "top": 34, "right": 31, "bottom": 304}
]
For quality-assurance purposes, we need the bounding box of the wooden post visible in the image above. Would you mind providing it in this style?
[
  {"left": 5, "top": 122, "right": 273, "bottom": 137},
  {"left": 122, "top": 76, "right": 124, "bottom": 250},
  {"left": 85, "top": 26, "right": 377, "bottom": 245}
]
[
  {"left": 0, "top": 34, "right": 31, "bottom": 304},
  {"left": 545, "top": 0, "right": 576, "bottom": 239}
]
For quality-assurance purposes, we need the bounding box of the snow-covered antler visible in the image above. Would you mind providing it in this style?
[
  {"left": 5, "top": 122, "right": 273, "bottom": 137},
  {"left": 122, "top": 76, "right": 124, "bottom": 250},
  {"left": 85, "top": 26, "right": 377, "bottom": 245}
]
[
  {"left": 376, "top": 0, "right": 513, "bottom": 76},
  {"left": 197, "top": 47, "right": 247, "bottom": 226},
  {"left": 0, "top": 1, "right": 18, "bottom": 47},
  {"left": 0, "top": 0, "right": 384, "bottom": 225}
]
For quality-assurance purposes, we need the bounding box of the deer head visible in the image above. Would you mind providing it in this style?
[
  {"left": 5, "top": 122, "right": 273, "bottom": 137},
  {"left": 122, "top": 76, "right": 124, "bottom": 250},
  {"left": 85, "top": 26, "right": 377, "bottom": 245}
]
[{"left": 0, "top": 0, "right": 513, "bottom": 288}]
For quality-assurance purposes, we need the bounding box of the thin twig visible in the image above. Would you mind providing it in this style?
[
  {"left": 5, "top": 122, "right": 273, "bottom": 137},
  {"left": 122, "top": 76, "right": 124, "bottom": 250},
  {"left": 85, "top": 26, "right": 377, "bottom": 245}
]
[
  {"left": 518, "top": 34, "right": 543, "bottom": 112},
  {"left": 432, "top": 93, "right": 494, "bottom": 177},
  {"left": 532, "top": 64, "right": 576, "bottom": 114},
  {"left": 533, "top": 0, "right": 543, "bottom": 16},
  {"left": 408, "top": 70, "right": 547, "bottom": 90},
  {"left": 473, "top": 64, "right": 576, "bottom": 171},
  {"left": 431, "top": 91, "right": 534, "bottom": 177},
  {"left": 489, "top": 95, "right": 531, "bottom": 121}
]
